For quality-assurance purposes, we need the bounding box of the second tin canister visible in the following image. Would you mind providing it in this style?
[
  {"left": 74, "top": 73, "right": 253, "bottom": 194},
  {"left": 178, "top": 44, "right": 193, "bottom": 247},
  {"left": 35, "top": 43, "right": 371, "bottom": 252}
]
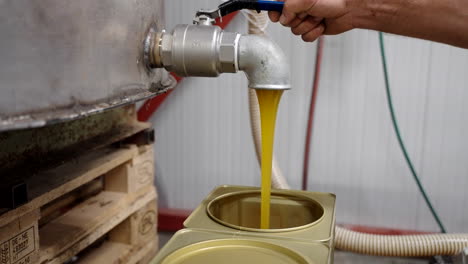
[{"left": 152, "top": 229, "right": 333, "bottom": 264}]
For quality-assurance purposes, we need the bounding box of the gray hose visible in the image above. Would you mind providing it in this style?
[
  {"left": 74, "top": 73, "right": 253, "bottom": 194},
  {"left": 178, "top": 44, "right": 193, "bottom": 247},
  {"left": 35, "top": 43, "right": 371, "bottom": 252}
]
[
  {"left": 246, "top": 9, "right": 468, "bottom": 257},
  {"left": 336, "top": 228, "right": 468, "bottom": 257}
]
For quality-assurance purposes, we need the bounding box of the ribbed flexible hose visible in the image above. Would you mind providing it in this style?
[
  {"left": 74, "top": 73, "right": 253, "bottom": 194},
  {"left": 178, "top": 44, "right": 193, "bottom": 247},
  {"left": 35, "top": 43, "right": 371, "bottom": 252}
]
[
  {"left": 246, "top": 9, "right": 468, "bottom": 257},
  {"left": 336, "top": 228, "right": 468, "bottom": 257}
]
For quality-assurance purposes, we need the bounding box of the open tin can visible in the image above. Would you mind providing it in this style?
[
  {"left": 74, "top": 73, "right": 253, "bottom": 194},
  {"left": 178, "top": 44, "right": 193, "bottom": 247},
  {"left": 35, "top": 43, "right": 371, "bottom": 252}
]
[
  {"left": 152, "top": 185, "right": 336, "bottom": 264},
  {"left": 186, "top": 185, "right": 336, "bottom": 245}
]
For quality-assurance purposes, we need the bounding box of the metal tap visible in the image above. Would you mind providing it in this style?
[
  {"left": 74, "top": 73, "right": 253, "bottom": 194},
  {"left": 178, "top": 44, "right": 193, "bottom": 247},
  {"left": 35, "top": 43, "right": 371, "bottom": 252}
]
[{"left": 144, "top": 0, "right": 290, "bottom": 90}]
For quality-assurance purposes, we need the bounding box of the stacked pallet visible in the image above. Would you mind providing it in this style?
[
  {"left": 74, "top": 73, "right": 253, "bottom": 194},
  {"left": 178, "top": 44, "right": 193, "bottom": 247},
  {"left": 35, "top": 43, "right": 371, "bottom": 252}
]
[{"left": 0, "top": 143, "right": 158, "bottom": 264}]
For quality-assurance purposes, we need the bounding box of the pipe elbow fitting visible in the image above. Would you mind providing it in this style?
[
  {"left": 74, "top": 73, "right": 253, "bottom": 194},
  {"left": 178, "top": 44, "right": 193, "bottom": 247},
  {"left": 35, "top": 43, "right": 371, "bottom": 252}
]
[
  {"left": 146, "top": 25, "right": 290, "bottom": 90},
  {"left": 238, "top": 35, "right": 290, "bottom": 90}
]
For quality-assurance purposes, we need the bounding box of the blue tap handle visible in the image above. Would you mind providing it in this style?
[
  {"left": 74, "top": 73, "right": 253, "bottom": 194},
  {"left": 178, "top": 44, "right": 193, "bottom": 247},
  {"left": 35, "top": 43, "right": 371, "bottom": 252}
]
[
  {"left": 256, "top": 1, "right": 284, "bottom": 12},
  {"left": 218, "top": 0, "right": 284, "bottom": 17}
]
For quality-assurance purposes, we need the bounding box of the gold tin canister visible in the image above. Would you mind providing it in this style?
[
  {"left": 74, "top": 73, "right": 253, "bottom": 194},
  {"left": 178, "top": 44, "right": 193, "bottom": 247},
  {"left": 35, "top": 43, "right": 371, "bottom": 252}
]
[
  {"left": 151, "top": 185, "right": 336, "bottom": 264},
  {"left": 151, "top": 229, "right": 333, "bottom": 264},
  {"left": 184, "top": 185, "right": 336, "bottom": 246}
]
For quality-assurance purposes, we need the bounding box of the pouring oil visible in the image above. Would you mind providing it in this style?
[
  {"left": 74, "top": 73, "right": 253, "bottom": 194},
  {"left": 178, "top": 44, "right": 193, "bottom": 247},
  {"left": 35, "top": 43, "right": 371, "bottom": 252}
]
[{"left": 256, "top": 89, "right": 283, "bottom": 229}]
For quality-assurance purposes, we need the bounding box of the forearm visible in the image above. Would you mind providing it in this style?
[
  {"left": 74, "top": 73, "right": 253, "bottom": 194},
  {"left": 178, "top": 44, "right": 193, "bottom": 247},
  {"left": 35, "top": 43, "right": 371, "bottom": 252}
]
[{"left": 351, "top": 0, "right": 468, "bottom": 48}]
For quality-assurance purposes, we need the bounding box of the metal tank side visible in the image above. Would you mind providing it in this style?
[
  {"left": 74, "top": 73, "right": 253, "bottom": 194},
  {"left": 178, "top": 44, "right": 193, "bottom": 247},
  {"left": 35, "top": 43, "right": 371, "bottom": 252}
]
[{"left": 0, "top": 0, "right": 173, "bottom": 131}]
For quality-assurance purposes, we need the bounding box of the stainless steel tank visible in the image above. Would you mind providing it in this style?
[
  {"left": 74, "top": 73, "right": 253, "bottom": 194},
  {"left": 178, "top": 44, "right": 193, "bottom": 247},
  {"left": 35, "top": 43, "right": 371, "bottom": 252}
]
[{"left": 0, "top": 0, "right": 172, "bottom": 131}]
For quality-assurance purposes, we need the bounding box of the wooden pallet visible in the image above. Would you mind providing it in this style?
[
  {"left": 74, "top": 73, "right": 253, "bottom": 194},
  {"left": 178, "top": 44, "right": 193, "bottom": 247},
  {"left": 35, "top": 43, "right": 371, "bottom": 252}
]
[
  {"left": 75, "top": 200, "right": 158, "bottom": 264},
  {"left": 0, "top": 144, "right": 158, "bottom": 264}
]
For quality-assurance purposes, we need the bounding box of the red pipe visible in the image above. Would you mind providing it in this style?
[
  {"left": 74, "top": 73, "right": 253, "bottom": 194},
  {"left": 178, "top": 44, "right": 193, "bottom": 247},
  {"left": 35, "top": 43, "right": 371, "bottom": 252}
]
[
  {"left": 137, "top": 12, "right": 239, "bottom": 122},
  {"left": 137, "top": 73, "right": 181, "bottom": 122},
  {"left": 302, "top": 37, "right": 324, "bottom": 191},
  {"left": 215, "top": 12, "right": 239, "bottom": 30},
  {"left": 158, "top": 208, "right": 192, "bottom": 232}
]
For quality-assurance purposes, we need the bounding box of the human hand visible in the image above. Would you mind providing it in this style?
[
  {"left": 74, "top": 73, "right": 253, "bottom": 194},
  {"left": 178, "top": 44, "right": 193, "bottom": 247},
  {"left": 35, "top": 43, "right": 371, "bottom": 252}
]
[{"left": 269, "top": 0, "right": 356, "bottom": 42}]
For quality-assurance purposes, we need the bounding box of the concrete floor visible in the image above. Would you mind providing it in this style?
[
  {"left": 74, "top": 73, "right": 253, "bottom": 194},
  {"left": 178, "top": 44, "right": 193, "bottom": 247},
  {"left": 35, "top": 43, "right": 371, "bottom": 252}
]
[
  {"left": 158, "top": 232, "right": 173, "bottom": 249},
  {"left": 334, "top": 252, "right": 428, "bottom": 264},
  {"left": 158, "top": 232, "right": 429, "bottom": 264}
]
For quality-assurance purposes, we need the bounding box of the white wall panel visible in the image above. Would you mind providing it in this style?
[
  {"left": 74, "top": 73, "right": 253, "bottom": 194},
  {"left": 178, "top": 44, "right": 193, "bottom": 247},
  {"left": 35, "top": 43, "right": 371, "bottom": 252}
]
[{"left": 152, "top": 0, "right": 468, "bottom": 232}]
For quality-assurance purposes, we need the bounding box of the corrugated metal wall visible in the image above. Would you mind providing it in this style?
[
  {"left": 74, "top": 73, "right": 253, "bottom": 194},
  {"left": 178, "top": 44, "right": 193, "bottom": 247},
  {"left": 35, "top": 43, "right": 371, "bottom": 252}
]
[{"left": 151, "top": 0, "right": 468, "bottom": 232}]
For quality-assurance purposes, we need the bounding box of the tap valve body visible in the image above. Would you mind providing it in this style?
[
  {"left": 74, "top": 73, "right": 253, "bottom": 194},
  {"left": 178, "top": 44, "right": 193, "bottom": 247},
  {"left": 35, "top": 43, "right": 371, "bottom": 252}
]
[{"left": 146, "top": 24, "right": 290, "bottom": 90}]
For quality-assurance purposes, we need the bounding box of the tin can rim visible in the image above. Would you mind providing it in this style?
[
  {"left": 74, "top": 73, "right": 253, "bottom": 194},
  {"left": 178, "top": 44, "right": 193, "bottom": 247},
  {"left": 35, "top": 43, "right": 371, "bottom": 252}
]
[{"left": 206, "top": 190, "right": 325, "bottom": 233}]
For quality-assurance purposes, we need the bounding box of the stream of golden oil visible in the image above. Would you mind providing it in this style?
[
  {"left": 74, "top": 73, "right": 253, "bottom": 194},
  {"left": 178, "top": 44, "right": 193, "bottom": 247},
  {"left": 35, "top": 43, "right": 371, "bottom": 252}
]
[{"left": 256, "top": 89, "right": 283, "bottom": 229}]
